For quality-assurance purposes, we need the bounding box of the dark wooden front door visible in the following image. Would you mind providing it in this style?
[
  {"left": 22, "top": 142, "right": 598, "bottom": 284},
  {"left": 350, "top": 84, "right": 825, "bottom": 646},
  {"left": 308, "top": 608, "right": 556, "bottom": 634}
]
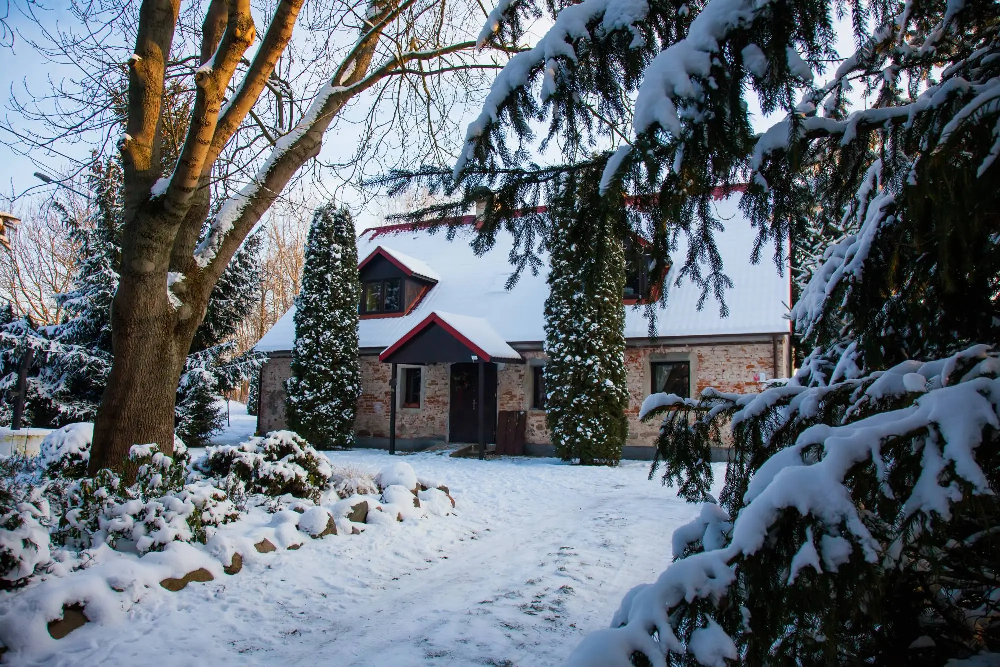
[{"left": 449, "top": 362, "right": 498, "bottom": 443}]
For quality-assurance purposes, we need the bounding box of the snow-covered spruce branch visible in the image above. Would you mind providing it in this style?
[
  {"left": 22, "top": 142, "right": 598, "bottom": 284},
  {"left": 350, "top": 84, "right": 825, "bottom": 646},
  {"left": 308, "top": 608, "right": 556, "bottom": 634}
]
[
  {"left": 456, "top": 0, "right": 650, "bottom": 178},
  {"left": 568, "top": 344, "right": 1000, "bottom": 665}
]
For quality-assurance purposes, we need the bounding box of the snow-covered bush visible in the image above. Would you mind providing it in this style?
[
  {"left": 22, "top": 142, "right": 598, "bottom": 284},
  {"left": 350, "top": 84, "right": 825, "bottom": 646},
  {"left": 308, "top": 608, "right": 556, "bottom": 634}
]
[
  {"left": 38, "top": 423, "right": 94, "bottom": 479},
  {"left": 375, "top": 461, "right": 418, "bottom": 491},
  {"left": 0, "top": 455, "right": 51, "bottom": 589},
  {"left": 198, "top": 431, "right": 332, "bottom": 503},
  {"left": 568, "top": 345, "right": 1000, "bottom": 665},
  {"left": 330, "top": 463, "right": 378, "bottom": 497},
  {"left": 52, "top": 444, "right": 235, "bottom": 554}
]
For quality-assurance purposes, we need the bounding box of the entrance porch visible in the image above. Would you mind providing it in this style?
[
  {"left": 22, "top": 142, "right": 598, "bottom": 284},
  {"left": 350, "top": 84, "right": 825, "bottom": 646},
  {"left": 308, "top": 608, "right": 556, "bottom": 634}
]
[{"left": 378, "top": 311, "right": 524, "bottom": 459}]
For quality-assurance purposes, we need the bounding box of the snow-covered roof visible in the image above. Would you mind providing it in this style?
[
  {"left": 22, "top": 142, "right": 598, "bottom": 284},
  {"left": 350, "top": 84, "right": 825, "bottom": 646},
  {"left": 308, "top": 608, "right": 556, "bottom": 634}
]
[
  {"left": 380, "top": 311, "right": 522, "bottom": 363},
  {"left": 254, "top": 192, "right": 790, "bottom": 353},
  {"left": 359, "top": 245, "right": 440, "bottom": 282}
]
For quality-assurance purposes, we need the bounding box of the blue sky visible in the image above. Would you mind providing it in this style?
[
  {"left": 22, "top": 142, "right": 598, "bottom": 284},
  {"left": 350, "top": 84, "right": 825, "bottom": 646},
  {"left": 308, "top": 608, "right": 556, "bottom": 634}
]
[{"left": 1, "top": 0, "right": 861, "bottom": 225}]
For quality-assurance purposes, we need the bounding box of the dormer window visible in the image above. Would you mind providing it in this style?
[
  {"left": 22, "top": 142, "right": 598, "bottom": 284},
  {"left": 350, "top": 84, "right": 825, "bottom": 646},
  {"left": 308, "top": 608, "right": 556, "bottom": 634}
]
[
  {"left": 362, "top": 278, "right": 402, "bottom": 314},
  {"left": 357, "top": 245, "right": 439, "bottom": 318}
]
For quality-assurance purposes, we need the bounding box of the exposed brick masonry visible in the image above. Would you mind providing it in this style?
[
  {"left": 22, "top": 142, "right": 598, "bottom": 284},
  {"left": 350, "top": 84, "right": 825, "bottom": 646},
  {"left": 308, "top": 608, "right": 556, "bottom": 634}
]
[{"left": 256, "top": 338, "right": 788, "bottom": 449}]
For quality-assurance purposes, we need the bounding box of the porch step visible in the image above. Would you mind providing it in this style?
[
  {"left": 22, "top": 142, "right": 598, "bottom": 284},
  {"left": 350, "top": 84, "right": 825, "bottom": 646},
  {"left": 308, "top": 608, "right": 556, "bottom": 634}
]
[{"left": 449, "top": 443, "right": 497, "bottom": 458}]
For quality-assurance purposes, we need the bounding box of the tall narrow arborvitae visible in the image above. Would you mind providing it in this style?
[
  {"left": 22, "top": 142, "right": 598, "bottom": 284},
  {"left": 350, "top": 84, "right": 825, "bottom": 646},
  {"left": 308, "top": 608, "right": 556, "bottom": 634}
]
[
  {"left": 285, "top": 204, "right": 361, "bottom": 449},
  {"left": 543, "top": 170, "right": 629, "bottom": 466}
]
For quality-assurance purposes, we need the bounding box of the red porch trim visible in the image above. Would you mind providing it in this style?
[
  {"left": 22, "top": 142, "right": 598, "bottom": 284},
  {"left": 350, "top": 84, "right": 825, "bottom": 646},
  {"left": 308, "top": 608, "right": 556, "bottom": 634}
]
[{"left": 379, "top": 313, "right": 495, "bottom": 363}]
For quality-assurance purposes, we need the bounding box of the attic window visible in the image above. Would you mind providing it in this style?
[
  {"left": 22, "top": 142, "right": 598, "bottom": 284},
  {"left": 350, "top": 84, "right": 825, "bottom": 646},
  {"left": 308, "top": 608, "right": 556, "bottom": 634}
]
[
  {"left": 624, "top": 240, "right": 666, "bottom": 304},
  {"left": 362, "top": 278, "right": 402, "bottom": 314},
  {"left": 624, "top": 258, "right": 651, "bottom": 302}
]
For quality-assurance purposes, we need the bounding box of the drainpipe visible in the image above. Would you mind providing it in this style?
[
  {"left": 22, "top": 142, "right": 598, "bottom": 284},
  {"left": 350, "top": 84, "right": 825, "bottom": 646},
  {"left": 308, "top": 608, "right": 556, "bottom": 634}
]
[
  {"left": 772, "top": 335, "right": 780, "bottom": 380},
  {"left": 478, "top": 359, "right": 485, "bottom": 460},
  {"left": 389, "top": 363, "right": 398, "bottom": 455}
]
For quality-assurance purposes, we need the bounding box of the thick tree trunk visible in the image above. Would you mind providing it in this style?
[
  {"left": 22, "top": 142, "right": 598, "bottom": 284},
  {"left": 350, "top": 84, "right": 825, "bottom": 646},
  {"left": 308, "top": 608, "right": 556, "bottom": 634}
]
[{"left": 88, "top": 235, "right": 197, "bottom": 477}]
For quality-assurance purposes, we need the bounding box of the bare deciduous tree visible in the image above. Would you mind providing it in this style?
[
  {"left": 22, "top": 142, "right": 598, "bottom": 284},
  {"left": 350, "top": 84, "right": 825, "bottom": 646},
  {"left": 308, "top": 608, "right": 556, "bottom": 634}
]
[
  {"left": 3, "top": 0, "right": 514, "bottom": 474},
  {"left": 232, "top": 202, "right": 308, "bottom": 357},
  {"left": 0, "top": 195, "right": 86, "bottom": 325}
]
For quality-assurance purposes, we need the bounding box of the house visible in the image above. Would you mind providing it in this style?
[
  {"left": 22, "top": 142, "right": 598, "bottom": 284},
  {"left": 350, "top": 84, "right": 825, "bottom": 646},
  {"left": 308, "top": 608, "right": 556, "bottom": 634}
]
[{"left": 254, "top": 189, "right": 792, "bottom": 458}]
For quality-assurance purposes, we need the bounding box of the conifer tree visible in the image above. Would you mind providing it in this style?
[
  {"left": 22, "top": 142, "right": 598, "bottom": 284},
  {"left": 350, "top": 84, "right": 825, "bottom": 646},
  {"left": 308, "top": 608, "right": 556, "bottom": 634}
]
[
  {"left": 543, "top": 170, "right": 629, "bottom": 466},
  {"left": 379, "top": 0, "right": 1000, "bottom": 660},
  {"left": 174, "top": 368, "right": 226, "bottom": 448},
  {"left": 285, "top": 204, "right": 361, "bottom": 450},
  {"left": 43, "top": 157, "right": 122, "bottom": 422}
]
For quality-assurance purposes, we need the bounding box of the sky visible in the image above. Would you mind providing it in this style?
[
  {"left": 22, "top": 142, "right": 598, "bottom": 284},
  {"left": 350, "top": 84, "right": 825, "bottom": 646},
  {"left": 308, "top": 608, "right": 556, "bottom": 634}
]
[{"left": 0, "top": 0, "right": 861, "bottom": 229}]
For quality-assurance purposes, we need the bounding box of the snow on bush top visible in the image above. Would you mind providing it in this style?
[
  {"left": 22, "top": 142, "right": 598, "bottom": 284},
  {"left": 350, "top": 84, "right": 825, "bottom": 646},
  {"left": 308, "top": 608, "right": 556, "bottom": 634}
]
[
  {"left": 38, "top": 423, "right": 93, "bottom": 478},
  {"left": 198, "top": 430, "right": 333, "bottom": 502},
  {"left": 376, "top": 462, "right": 417, "bottom": 491}
]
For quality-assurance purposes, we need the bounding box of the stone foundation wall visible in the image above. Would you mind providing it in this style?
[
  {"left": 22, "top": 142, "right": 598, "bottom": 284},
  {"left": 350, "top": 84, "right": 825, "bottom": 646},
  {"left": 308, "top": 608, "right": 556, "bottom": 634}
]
[{"left": 257, "top": 336, "right": 789, "bottom": 450}]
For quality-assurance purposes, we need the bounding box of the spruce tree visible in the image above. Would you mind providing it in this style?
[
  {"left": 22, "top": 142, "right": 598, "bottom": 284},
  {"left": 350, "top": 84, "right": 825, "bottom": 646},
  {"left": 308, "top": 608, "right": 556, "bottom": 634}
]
[
  {"left": 175, "top": 367, "right": 226, "bottom": 448},
  {"left": 544, "top": 170, "right": 629, "bottom": 466},
  {"left": 44, "top": 157, "right": 122, "bottom": 422},
  {"left": 377, "top": 0, "right": 1000, "bottom": 660},
  {"left": 285, "top": 204, "right": 361, "bottom": 450}
]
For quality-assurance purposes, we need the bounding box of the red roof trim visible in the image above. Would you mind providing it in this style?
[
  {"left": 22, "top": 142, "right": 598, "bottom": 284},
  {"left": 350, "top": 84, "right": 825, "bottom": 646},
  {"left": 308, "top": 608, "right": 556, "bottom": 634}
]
[
  {"left": 358, "top": 246, "right": 437, "bottom": 282},
  {"left": 379, "top": 313, "right": 494, "bottom": 363}
]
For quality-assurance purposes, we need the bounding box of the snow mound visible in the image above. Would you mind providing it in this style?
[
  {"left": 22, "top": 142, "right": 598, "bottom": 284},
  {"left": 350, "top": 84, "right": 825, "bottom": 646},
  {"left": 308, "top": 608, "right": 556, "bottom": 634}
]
[{"left": 376, "top": 462, "right": 417, "bottom": 491}]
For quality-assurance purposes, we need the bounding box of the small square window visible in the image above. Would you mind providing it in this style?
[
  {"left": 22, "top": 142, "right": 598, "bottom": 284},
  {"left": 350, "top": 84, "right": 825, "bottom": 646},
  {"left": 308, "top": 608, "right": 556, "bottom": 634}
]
[
  {"left": 403, "top": 367, "right": 421, "bottom": 408},
  {"left": 651, "top": 361, "right": 690, "bottom": 399},
  {"left": 532, "top": 366, "right": 546, "bottom": 410}
]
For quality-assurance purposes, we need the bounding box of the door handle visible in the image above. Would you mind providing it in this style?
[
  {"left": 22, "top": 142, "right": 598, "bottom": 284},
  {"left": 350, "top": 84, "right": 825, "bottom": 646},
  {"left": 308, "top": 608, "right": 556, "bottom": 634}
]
[{"left": 472, "top": 399, "right": 477, "bottom": 409}]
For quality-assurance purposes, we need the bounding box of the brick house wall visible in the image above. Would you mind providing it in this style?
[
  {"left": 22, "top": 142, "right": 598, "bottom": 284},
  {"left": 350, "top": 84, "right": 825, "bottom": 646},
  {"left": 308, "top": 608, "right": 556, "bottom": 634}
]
[
  {"left": 355, "top": 357, "right": 449, "bottom": 440},
  {"left": 257, "top": 335, "right": 789, "bottom": 450}
]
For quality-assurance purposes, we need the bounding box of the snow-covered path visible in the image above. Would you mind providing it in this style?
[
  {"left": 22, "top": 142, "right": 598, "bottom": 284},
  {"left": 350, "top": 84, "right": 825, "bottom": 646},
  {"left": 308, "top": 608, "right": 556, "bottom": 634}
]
[{"left": 25, "top": 451, "right": 724, "bottom": 667}]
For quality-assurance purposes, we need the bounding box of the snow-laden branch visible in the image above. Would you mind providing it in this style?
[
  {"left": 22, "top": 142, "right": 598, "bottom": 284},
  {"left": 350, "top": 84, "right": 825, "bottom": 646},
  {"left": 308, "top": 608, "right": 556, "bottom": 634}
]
[
  {"left": 194, "top": 40, "right": 482, "bottom": 269},
  {"left": 455, "top": 0, "right": 650, "bottom": 178},
  {"left": 567, "top": 344, "right": 1000, "bottom": 666}
]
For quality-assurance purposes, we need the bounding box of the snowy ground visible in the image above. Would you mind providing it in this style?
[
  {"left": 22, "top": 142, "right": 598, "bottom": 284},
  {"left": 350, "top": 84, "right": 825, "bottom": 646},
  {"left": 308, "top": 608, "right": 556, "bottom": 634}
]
[
  {"left": 15, "top": 448, "right": 724, "bottom": 667},
  {"left": 208, "top": 401, "right": 258, "bottom": 446}
]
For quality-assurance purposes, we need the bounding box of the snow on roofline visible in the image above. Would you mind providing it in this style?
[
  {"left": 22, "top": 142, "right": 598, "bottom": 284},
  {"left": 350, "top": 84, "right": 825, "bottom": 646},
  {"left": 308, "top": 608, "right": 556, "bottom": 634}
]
[
  {"left": 379, "top": 311, "right": 522, "bottom": 363},
  {"left": 255, "top": 186, "right": 788, "bottom": 355},
  {"left": 359, "top": 245, "right": 441, "bottom": 282}
]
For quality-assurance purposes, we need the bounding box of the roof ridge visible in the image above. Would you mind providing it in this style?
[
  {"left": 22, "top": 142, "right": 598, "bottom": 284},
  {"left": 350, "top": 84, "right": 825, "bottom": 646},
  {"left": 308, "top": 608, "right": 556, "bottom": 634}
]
[{"left": 361, "top": 184, "right": 747, "bottom": 240}]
